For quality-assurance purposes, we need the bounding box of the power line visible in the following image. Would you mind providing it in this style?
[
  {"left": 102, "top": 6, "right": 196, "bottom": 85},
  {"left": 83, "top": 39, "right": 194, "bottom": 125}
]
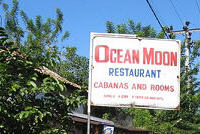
[
  {"left": 169, "top": 0, "right": 184, "bottom": 26},
  {"left": 145, "top": 0, "right": 169, "bottom": 39},
  {"left": 194, "top": 0, "right": 200, "bottom": 18},
  {"left": 0, "top": 15, "right": 2, "bottom": 27},
  {"left": 193, "top": 0, "right": 200, "bottom": 37},
  {"left": 150, "top": 0, "right": 167, "bottom": 26}
]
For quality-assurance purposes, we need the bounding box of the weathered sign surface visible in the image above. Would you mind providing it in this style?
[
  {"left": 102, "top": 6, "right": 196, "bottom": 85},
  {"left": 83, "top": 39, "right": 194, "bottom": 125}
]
[{"left": 89, "top": 33, "right": 180, "bottom": 110}]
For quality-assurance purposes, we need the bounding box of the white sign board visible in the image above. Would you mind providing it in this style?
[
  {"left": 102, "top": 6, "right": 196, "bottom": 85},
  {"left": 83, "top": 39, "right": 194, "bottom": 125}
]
[{"left": 89, "top": 33, "right": 180, "bottom": 110}]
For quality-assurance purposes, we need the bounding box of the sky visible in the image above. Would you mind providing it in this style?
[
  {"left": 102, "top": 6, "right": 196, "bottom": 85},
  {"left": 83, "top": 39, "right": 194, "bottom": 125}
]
[{"left": 1, "top": 0, "right": 200, "bottom": 57}]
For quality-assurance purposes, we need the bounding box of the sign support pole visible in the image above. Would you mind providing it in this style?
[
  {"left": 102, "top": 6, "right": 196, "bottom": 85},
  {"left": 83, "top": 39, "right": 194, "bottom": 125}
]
[
  {"left": 87, "top": 62, "right": 92, "bottom": 134},
  {"left": 88, "top": 34, "right": 94, "bottom": 134},
  {"left": 87, "top": 89, "right": 91, "bottom": 134}
]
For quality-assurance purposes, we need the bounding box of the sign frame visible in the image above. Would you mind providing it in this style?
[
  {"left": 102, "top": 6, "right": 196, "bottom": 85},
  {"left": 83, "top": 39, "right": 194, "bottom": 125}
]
[{"left": 89, "top": 32, "right": 180, "bottom": 110}]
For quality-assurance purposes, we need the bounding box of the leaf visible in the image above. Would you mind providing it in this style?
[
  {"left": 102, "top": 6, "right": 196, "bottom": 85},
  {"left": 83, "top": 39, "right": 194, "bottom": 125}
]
[
  {"left": 28, "top": 81, "right": 37, "bottom": 88},
  {"left": 31, "top": 76, "right": 37, "bottom": 81},
  {"left": 58, "top": 83, "right": 64, "bottom": 91},
  {"left": 25, "top": 106, "right": 33, "bottom": 110},
  {"left": 2, "top": 3, "right": 8, "bottom": 11},
  {"left": 19, "top": 112, "right": 24, "bottom": 119},
  {"left": 65, "top": 99, "right": 70, "bottom": 105},
  {"left": 54, "top": 77, "right": 59, "bottom": 84},
  {"left": 0, "top": 125, "right": 4, "bottom": 128},
  {"left": 26, "top": 61, "right": 33, "bottom": 65},
  {"left": 24, "top": 111, "right": 30, "bottom": 118},
  {"left": 43, "top": 77, "right": 51, "bottom": 83},
  {"left": 61, "top": 31, "right": 69, "bottom": 41}
]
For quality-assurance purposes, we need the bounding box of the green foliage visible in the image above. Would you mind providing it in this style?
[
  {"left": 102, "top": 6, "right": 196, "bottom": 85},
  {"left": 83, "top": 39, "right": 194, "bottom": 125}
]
[
  {"left": 57, "top": 47, "right": 89, "bottom": 86},
  {"left": 104, "top": 20, "right": 200, "bottom": 133},
  {"left": 1, "top": 0, "right": 70, "bottom": 69},
  {"left": 129, "top": 109, "right": 156, "bottom": 129},
  {"left": 1, "top": 0, "right": 88, "bottom": 87},
  {"left": 0, "top": 26, "right": 86, "bottom": 133},
  {"left": 20, "top": 8, "right": 68, "bottom": 68},
  {"left": 106, "top": 21, "right": 115, "bottom": 33},
  {"left": 105, "top": 19, "right": 174, "bottom": 39},
  {"left": 2, "top": 0, "right": 24, "bottom": 45},
  {"left": 0, "top": 0, "right": 87, "bottom": 133},
  {"left": 102, "top": 113, "right": 111, "bottom": 120}
]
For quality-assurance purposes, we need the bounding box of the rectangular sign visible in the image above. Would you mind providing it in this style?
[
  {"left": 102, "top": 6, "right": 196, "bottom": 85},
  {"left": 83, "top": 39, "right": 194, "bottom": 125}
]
[
  {"left": 89, "top": 33, "right": 180, "bottom": 110},
  {"left": 103, "top": 124, "right": 114, "bottom": 134}
]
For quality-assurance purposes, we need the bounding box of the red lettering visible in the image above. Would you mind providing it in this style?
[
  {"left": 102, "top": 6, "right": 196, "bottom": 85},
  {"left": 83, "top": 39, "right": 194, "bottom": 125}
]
[
  {"left": 95, "top": 45, "right": 109, "bottom": 63},
  {"left": 94, "top": 82, "right": 98, "bottom": 88},
  {"left": 117, "top": 49, "right": 123, "bottom": 63},
  {"left": 110, "top": 49, "right": 117, "bottom": 63},
  {"left": 143, "top": 48, "right": 177, "bottom": 66},
  {"left": 170, "top": 52, "right": 177, "bottom": 66},
  {"left": 155, "top": 51, "right": 162, "bottom": 65},
  {"left": 143, "top": 48, "right": 154, "bottom": 65},
  {"left": 95, "top": 46, "right": 177, "bottom": 66},
  {"left": 163, "top": 52, "right": 170, "bottom": 65},
  {"left": 124, "top": 50, "right": 131, "bottom": 63},
  {"left": 170, "top": 86, "right": 174, "bottom": 92},
  {"left": 151, "top": 84, "right": 174, "bottom": 92},
  {"left": 132, "top": 50, "right": 140, "bottom": 64},
  {"left": 93, "top": 82, "right": 128, "bottom": 89}
]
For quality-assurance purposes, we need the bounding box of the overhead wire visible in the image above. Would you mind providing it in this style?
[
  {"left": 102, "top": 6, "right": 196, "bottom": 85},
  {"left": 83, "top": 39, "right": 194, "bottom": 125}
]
[
  {"left": 150, "top": 0, "right": 167, "bottom": 27},
  {"left": 145, "top": 0, "right": 169, "bottom": 39},
  {"left": 169, "top": 0, "right": 184, "bottom": 26},
  {"left": 0, "top": 15, "right": 2, "bottom": 27},
  {"left": 167, "top": 0, "right": 186, "bottom": 37},
  {"left": 194, "top": 0, "right": 200, "bottom": 39},
  {"left": 0, "top": 1, "right": 2, "bottom": 27},
  {"left": 194, "top": 0, "right": 200, "bottom": 17}
]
